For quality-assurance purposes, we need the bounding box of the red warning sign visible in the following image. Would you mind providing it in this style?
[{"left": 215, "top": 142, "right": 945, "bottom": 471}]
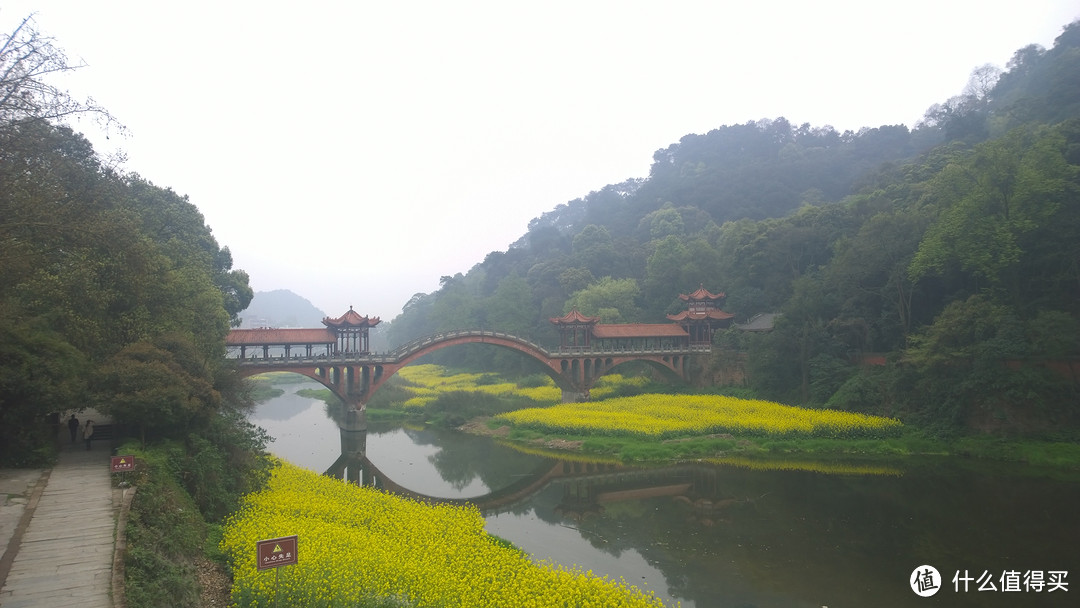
[
  {"left": 110, "top": 455, "right": 135, "bottom": 473},
  {"left": 256, "top": 535, "right": 298, "bottom": 570}
]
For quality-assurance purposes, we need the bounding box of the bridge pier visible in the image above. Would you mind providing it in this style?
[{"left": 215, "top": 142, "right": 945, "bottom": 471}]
[
  {"left": 340, "top": 403, "right": 367, "bottom": 432},
  {"left": 340, "top": 427, "right": 368, "bottom": 485},
  {"left": 561, "top": 388, "right": 590, "bottom": 403},
  {"left": 325, "top": 428, "right": 370, "bottom": 485}
]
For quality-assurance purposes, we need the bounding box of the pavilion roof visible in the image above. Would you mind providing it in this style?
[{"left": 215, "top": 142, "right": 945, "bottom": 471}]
[
  {"left": 666, "top": 310, "right": 736, "bottom": 322},
  {"left": 323, "top": 306, "right": 381, "bottom": 328},
  {"left": 226, "top": 328, "right": 336, "bottom": 346},
  {"left": 678, "top": 286, "right": 726, "bottom": 301},
  {"left": 549, "top": 308, "right": 600, "bottom": 325},
  {"left": 591, "top": 324, "right": 689, "bottom": 339}
]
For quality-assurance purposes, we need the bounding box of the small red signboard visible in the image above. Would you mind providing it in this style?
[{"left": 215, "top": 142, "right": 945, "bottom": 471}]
[
  {"left": 256, "top": 535, "right": 298, "bottom": 570},
  {"left": 110, "top": 455, "right": 136, "bottom": 473}
]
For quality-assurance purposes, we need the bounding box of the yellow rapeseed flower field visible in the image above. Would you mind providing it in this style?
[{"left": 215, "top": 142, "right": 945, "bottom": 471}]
[
  {"left": 396, "top": 364, "right": 562, "bottom": 406},
  {"left": 495, "top": 394, "right": 902, "bottom": 439},
  {"left": 221, "top": 462, "right": 669, "bottom": 607}
]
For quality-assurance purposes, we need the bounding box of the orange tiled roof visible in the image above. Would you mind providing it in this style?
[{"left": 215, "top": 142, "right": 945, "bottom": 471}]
[
  {"left": 323, "top": 307, "right": 381, "bottom": 328},
  {"left": 550, "top": 308, "right": 600, "bottom": 325},
  {"left": 226, "top": 328, "right": 336, "bottom": 346},
  {"left": 666, "top": 310, "right": 735, "bottom": 322},
  {"left": 678, "top": 286, "right": 726, "bottom": 301},
  {"left": 591, "top": 324, "right": 688, "bottom": 339}
]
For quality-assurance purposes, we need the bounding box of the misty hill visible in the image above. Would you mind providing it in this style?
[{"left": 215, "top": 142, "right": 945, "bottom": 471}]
[
  {"left": 239, "top": 289, "right": 327, "bottom": 328},
  {"left": 384, "top": 22, "right": 1080, "bottom": 435}
]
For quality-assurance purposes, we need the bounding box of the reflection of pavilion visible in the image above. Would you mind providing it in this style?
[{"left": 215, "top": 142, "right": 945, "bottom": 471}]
[{"left": 324, "top": 429, "right": 745, "bottom": 519}]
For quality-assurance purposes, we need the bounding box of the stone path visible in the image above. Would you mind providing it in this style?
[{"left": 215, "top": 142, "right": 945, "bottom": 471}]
[{"left": 0, "top": 443, "right": 118, "bottom": 608}]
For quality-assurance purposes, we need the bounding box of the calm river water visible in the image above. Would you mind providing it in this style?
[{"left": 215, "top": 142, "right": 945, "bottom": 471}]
[{"left": 249, "top": 379, "right": 1079, "bottom": 607}]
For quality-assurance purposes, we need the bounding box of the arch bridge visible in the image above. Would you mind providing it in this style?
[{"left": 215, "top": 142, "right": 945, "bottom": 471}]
[{"left": 227, "top": 329, "right": 710, "bottom": 430}]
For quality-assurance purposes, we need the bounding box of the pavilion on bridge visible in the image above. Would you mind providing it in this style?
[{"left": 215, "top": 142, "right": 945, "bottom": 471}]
[
  {"left": 665, "top": 286, "right": 736, "bottom": 344},
  {"left": 549, "top": 286, "right": 734, "bottom": 350},
  {"left": 227, "top": 306, "right": 380, "bottom": 359}
]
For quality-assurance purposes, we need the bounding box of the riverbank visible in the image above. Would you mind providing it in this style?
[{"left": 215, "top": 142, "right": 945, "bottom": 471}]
[
  {"left": 259, "top": 371, "right": 1080, "bottom": 469},
  {"left": 461, "top": 416, "right": 1080, "bottom": 470}
]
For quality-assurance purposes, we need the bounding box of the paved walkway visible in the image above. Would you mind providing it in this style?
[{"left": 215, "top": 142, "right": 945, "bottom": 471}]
[{"left": 0, "top": 439, "right": 121, "bottom": 608}]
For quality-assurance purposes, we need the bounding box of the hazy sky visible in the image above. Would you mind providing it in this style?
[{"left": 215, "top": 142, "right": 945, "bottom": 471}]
[{"left": 3, "top": 1, "right": 1078, "bottom": 321}]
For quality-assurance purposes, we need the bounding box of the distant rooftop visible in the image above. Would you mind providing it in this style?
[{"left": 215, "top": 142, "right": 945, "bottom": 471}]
[{"left": 736, "top": 313, "right": 780, "bottom": 332}]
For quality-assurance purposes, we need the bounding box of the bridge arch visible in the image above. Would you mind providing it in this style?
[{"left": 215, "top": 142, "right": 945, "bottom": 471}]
[
  {"left": 233, "top": 365, "right": 348, "bottom": 398},
  {"left": 369, "top": 332, "right": 577, "bottom": 399}
]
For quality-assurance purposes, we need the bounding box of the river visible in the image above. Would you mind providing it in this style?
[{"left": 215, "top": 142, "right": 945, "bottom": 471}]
[{"left": 249, "top": 379, "right": 1079, "bottom": 607}]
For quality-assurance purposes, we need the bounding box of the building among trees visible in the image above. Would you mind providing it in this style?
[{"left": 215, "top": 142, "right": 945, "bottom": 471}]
[{"left": 550, "top": 287, "right": 735, "bottom": 350}]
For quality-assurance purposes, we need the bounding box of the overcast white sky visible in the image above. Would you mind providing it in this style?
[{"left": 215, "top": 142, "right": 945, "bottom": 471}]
[{"left": 3, "top": 1, "right": 1078, "bottom": 321}]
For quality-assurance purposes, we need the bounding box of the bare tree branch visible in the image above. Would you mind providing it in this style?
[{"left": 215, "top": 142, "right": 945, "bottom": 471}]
[{"left": 0, "top": 14, "right": 125, "bottom": 134}]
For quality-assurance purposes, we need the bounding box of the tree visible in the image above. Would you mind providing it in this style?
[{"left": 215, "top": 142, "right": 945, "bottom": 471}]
[
  {"left": 963, "top": 63, "right": 1003, "bottom": 102},
  {"left": 94, "top": 336, "right": 221, "bottom": 443},
  {"left": 910, "top": 126, "right": 1076, "bottom": 301},
  {"left": 0, "top": 15, "right": 123, "bottom": 132},
  {"left": 570, "top": 224, "right": 620, "bottom": 278},
  {"left": 638, "top": 203, "right": 685, "bottom": 239},
  {"left": 484, "top": 274, "right": 536, "bottom": 337},
  {"left": 0, "top": 317, "right": 87, "bottom": 464},
  {"left": 564, "top": 277, "right": 641, "bottom": 323},
  {"left": 829, "top": 209, "right": 927, "bottom": 346}
]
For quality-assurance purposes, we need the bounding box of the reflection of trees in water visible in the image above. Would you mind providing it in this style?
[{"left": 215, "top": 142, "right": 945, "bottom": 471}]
[
  {"left": 335, "top": 426, "right": 1080, "bottom": 608},
  {"left": 400, "top": 425, "right": 556, "bottom": 492},
  {"left": 524, "top": 463, "right": 1080, "bottom": 608}
]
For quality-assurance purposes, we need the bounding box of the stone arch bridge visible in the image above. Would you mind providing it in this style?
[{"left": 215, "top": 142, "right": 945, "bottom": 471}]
[{"left": 227, "top": 329, "right": 710, "bottom": 430}]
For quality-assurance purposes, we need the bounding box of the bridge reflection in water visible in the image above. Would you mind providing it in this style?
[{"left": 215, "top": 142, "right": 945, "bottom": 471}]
[{"left": 324, "top": 427, "right": 741, "bottom": 520}]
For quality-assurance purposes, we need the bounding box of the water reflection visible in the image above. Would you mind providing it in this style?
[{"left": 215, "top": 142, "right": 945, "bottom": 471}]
[
  {"left": 250, "top": 380, "right": 1080, "bottom": 608},
  {"left": 327, "top": 427, "right": 777, "bottom": 518}
]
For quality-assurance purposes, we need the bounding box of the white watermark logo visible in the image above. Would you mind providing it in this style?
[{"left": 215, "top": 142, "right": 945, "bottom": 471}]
[
  {"left": 911, "top": 566, "right": 1069, "bottom": 597},
  {"left": 911, "top": 565, "right": 942, "bottom": 597}
]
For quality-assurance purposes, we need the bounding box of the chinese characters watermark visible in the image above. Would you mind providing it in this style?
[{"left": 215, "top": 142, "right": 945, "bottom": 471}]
[
  {"left": 911, "top": 565, "right": 1068, "bottom": 597},
  {"left": 952, "top": 569, "right": 1069, "bottom": 593}
]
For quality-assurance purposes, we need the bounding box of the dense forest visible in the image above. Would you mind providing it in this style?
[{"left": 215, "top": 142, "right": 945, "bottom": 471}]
[
  {"left": 0, "top": 16, "right": 261, "bottom": 478},
  {"left": 386, "top": 22, "right": 1080, "bottom": 436}
]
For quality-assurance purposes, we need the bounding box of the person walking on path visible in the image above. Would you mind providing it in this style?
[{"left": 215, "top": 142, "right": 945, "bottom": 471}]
[
  {"left": 67, "top": 413, "right": 79, "bottom": 443},
  {"left": 83, "top": 419, "right": 94, "bottom": 450}
]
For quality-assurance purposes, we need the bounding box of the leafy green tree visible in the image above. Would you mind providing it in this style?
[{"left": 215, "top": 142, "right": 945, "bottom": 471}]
[
  {"left": 484, "top": 274, "right": 536, "bottom": 337},
  {"left": 124, "top": 176, "right": 252, "bottom": 326},
  {"left": 570, "top": 224, "right": 620, "bottom": 278},
  {"left": 638, "top": 203, "right": 685, "bottom": 239},
  {"left": 642, "top": 236, "right": 690, "bottom": 315},
  {"left": 0, "top": 316, "right": 87, "bottom": 463},
  {"left": 557, "top": 267, "right": 595, "bottom": 296},
  {"left": 829, "top": 208, "right": 927, "bottom": 347},
  {"left": 910, "top": 126, "right": 1077, "bottom": 301},
  {"left": 565, "top": 277, "right": 641, "bottom": 323},
  {"left": 94, "top": 336, "right": 221, "bottom": 443}
]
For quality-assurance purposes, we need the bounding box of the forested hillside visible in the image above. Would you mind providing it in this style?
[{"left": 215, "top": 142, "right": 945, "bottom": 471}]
[
  {"left": 0, "top": 17, "right": 256, "bottom": 465},
  {"left": 387, "top": 22, "right": 1080, "bottom": 435}
]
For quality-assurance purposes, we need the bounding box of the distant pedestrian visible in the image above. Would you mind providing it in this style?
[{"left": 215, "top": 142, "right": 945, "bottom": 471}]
[
  {"left": 68, "top": 414, "right": 79, "bottom": 443},
  {"left": 83, "top": 420, "right": 94, "bottom": 451}
]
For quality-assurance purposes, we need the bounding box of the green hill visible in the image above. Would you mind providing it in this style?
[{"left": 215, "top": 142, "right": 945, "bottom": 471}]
[{"left": 384, "top": 21, "right": 1080, "bottom": 436}]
